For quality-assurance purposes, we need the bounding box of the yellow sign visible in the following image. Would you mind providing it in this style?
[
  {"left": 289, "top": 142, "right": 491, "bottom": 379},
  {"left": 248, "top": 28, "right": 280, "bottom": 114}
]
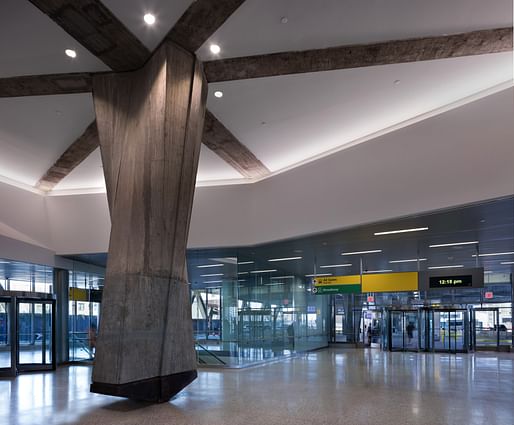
[
  {"left": 313, "top": 275, "right": 361, "bottom": 286},
  {"left": 362, "top": 272, "right": 418, "bottom": 293}
]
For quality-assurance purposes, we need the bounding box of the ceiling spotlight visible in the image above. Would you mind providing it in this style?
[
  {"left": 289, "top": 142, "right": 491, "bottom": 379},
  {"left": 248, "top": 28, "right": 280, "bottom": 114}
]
[
  {"left": 394, "top": 79, "right": 401, "bottom": 85},
  {"left": 65, "top": 49, "right": 77, "bottom": 58},
  {"left": 144, "top": 13, "right": 156, "bottom": 25},
  {"left": 280, "top": 16, "right": 289, "bottom": 24},
  {"left": 210, "top": 44, "right": 221, "bottom": 54},
  {"left": 214, "top": 91, "right": 223, "bottom": 98}
]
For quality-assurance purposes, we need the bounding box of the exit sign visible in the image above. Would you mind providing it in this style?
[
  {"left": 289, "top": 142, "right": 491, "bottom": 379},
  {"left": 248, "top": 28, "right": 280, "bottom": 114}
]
[
  {"left": 367, "top": 296, "right": 374, "bottom": 303},
  {"left": 484, "top": 291, "right": 494, "bottom": 299}
]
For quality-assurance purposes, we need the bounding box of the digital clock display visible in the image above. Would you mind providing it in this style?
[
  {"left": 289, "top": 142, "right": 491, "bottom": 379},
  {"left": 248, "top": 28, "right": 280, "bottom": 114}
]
[{"left": 429, "top": 275, "right": 473, "bottom": 288}]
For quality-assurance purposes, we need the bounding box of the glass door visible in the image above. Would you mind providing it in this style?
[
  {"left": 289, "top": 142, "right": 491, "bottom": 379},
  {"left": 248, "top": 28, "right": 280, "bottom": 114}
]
[
  {"left": 431, "top": 309, "right": 468, "bottom": 353},
  {"left": 0, "top": 298, "right": 15, "bottom": 377},
  {"left": 473, "top": 308, "right": 499, "bottom": 350},
  {"left": 16, "top": 299, "right": 56, "bottom": 372},
  {"left": 388, "top": 310, "right": 419, "bottom": 351}
]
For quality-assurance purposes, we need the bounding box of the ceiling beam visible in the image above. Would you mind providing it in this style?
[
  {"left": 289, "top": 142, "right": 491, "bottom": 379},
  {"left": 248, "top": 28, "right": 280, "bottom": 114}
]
[
  {"left": 0, "top": 72, "right": 93, "bottom": 97},
  {"left": 36, "top": 121, "right": 99, "bottom": 192},
  {"left": 204, "top": 27, "right": 513, "bottom": 82},
  {"left": 203, "top": 111, "right": 270, "bottom": 179},
  {"left": 166, "top": 0, "right": 246, "bottom": 53},
  {"left": 28, "top": 0, "right": 150, "bottom": 71}
]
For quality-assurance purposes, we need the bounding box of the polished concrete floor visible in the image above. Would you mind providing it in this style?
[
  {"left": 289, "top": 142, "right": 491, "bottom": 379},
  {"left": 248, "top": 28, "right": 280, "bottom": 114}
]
[{"left": 1, "top": 348, "right": 514, "bottom": 425}]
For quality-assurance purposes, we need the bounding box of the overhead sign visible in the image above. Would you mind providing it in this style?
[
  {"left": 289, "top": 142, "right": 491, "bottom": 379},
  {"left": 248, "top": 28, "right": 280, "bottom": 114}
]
[
  {"left": 429, "top": 275, "right": 472, "bottom": 288},
  {"left": 362, "top": 272, "right": 418, "bottom": 293},
  {"left": 313, "top": 275, "right": 361, "bottom": 295},
  {"left": 484, "top": 291, "right": 494, "bottom": 299}
]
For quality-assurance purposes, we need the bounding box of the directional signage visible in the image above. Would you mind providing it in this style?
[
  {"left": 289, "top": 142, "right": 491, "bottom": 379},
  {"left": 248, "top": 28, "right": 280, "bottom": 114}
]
[{"left": 313, "top": 275, "right": 361, "bottom": 295}]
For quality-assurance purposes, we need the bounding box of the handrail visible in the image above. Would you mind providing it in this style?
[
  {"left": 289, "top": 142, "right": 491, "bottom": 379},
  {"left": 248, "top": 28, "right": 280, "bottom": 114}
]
[{"left": 195, "top": 342, "right": 226, "bottom": 365}]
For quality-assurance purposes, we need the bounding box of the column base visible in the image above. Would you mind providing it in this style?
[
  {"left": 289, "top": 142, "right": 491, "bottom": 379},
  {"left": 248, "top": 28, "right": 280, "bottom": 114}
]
[{"left": 90, "top": 370, "right": 197, "bottom": 403}]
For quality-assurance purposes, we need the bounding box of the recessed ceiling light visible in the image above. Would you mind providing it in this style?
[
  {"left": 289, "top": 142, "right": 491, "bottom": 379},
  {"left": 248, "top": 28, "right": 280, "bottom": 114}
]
[
  {"left": 271, "top": 275, "right": 295, "bottom": 280},
  {"left": 214, "top": 91, "right": 223, "bottom": 98},
  {"left": 319, "top": 264, "right": 352, "bottom": 268},
  {"left": 204, "top": 280, "right": 222, "bottom": 284},
  {"left": 389, "top": 258, "right": 427, "bottom": 264},
  {"left": 237, "top": 261, "right": 254, "bottom": 265},
  {"left": 210, "top": 44, "right": 221, "bottom": 54},
  {"left": 237, "top": 272, "right": 249, "bottom": 275},
  {"left": 268, "top": 256, "right": 302, "bottom": 262},
  {"left": 280, "top": 16, "right": 289, "bottom": 24},
  {"left": 501, "top": 261, "right": 514, "bottom": 265},
  {"left": 374, "top": 227, "right": 428, "bottom": 236},
  {"left": 305, "top": 273, "right": 332, "bottom": 277},
  {"left": 429, "top": 241, "right": 478, "bottom": 248},
  {"left": 341, "top": 250, "right": 382, "bottom": 256},
  {"left": 144, "top": 13, "right": 156, "bottom": 25},
  {"left": 428, "top": 265, "right": 464, "bottom": 270},
  {"left": 65, "top": 49, "right": 77, "bottom": 58},
  {"left": 473, "top": 251, "right": 514, "bottom": 257},
  {"left": 394, "top": 79, "right": 401, "bottom": 85},
  {"left": 197, "top": 264, "right": 224, "bottom": 268},
  {"left": 200, "top": 273, "right": 223, "bottom": 277}
]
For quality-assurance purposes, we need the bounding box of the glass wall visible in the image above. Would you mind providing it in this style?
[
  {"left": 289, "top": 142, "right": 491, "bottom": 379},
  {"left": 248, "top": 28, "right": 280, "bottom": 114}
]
[{"left": 68, "top": 271, "right": 103, "bottom": 362}]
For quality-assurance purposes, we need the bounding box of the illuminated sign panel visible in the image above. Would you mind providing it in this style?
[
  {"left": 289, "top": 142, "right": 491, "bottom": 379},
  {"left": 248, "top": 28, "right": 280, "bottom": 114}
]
[{"left": 429, "top": 275, "right": 472, "bottom": 288}]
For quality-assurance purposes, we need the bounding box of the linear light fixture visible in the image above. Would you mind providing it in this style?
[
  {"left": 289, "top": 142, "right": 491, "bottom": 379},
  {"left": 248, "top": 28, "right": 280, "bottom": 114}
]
[
  {"left": 429, "top": 241, "right": 478, "bottom": 248},
  {"left": 319, "top": 264, "right": 352, "bottom": 268},
  {"left": 501, "top": 261, "right": 514, "bottom": 265},
  {"left": 237, "top": 261, "right": 254, "bottom": 265},
  {"left": 305, "top": 273, "right": 332, "bottom": 277},
  {"left": 268, "top": 256, "right": 302, "bottom": 262},
  {"left": 374, "top": 227, "right": 428, "bottom": 236},
  {"left": 237, "top": 279, "right": 246, "bottom": 282},
  {"left": 364, "top": 270, "right": 393, "bottom": 273},
  {"left": 250, "top": 269, "right": 277, "bottom": 274},
  {"left": 472, "top": 251, "right": 514, "bottom": 257},
  {"left": 264, "top": 282, "right": 285, "bottom": 286},
  {"left": 428, "top": 265, "right": 464, "bottom": 270},
  {"left": 271, "top": 276, "right": 295, "bottom": 280},
  {"left": 389, "top": 258, "right": 427, "bottom": 264},
  {"left": 200, "top": 273, "right": 223, "bottom": 277},
  {"left": 341, "top": 250, "right": 382, "bottom": 256},
  {"left": 237, "top": 272, "right": 249, "bottom": 275},
  {"left": 204, "top": 280, "right": 223, "bottom": 284},
  {"left": 197, "top": 264, "right": 224, "bottom": 268},
  {"left": 206, "top": 286, "right": 222, "bottom": 289}
]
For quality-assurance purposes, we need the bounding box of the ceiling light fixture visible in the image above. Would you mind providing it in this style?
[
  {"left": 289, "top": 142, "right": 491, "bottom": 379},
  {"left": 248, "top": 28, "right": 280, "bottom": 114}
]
[
  {"left": 319, "top": 264, "right": 352, "bottom": 268},
  {"left": 268, "top": 256, "right": 302, "bottom": 262},
  {"left": 271, "top": 276, "right": 295, "bottom": 280},
  {"left": 200, "top": 273, "right": 223, "bottom": 277},
  {"left": 374, "top": 227, "right": 428, "bottom": 236},
  {"left": 500, "top": 261, "right": 514, "bottom": 265},
  {"left": 210, "top": 44, "right": 221, "bottom": 54},
  {"left": 341, "top": 250, "right": 382, "bottom": 256},
  {"left": 237, "top": 272, "right": 249, "bottom": 275},
  {"left": 305, "top": 273, "right": 332, "bottom": 277},
  {"left": 197, "top": 264, "right": 224, "bottom": 268},
  {"left": 250, "top": 269, "right": 277, "bottom": 274},
  {"left": 204, "top": 280, "right": 223, "bottom": 284},
  {"left": 214, "top": 91, "right": 223, "bottom": 98},
  {"left": 280, "top": 16, "right": 288, "bottom": 24},
  {"left": 389, "top": 258, "right": 427, "bottom": 264},
  {"left": 428, "top": 265, "right": 464, "bottom": 270},
  {"left": 429, "top": 241, "right": 478, "bottom": 248},
  {"left": 364, "top": 270, "right": 393, "bottom": 273},
  {"left": 65, "top": 49, "right": 77, "bottom": 58},
  {"left": 264, "top": 282, "right": 285, "bottom": 286},
  {"left": 472, "top": 252, "right": 514, "bottom": 258},
  {"left": 237, "top": 261, "right": 254, "bottom": 265},
  {"left": 143, "top": 13, "right": 156, "bottom": 25}
]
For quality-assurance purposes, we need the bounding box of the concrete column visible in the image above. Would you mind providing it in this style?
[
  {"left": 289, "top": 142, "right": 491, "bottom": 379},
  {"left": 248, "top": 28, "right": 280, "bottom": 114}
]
[
  {"left": 53, "top": 268, "right": 69, "bottom": 364},
  {"left": 90, "top": 41, "right": 207, "bottom": 402}
]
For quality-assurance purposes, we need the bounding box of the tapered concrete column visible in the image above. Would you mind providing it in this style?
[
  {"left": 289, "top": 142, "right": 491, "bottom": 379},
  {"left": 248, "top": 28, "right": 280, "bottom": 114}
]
[{"left": 90, "top": 41, "right": 207, "bottom": 402}]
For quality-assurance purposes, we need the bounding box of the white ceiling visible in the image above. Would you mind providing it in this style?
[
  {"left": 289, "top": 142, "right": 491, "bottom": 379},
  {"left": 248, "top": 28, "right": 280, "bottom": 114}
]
[
  {"left": 207, "top": 52, "right": 513, "bottom": 172},
  {"left": 197, "top": 0, "right": 512, "bottom": 60},
  {"left": 0, "top": 0, "right": 108, "bottom": 77},
  {"left": 0, "top": 94, "right": 95, "bottom": 187},
  {"left": 101, "top": 0, "right": 194, "bottom": 51},
  {"left": 0, "top": 0, "right": 512, "bottom": 194}
]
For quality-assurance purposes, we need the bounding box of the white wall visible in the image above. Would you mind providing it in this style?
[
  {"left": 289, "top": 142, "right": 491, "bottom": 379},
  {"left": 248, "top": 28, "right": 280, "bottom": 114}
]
[{"left": 0, "top": 88, "right": 513, "bottom": 257}]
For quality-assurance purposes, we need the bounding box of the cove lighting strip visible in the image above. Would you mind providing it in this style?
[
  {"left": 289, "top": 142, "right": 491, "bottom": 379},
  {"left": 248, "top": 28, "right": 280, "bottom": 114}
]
[
  {"left": 389, "top": 258, "right": 427, "bottom": 263},
  {"left": 429, "top": 241, "right": 478, "bottom": 248},
  {"left": 319, "top": 264, "right": 352, "bottom": 268},
  {"left": 472, "top": 251, "right": 514, "bottom": 257},
  {"left": 341, "top": 250, "right": 382, "bottom": 256},
  {"left": 428, "top": 265, "right": 464, "bottom": 270},
  {"left": 197, "top": 264, "right": 224, "bottom": 268},
  {"left": 268, "top": 256, "right": 302, "bottom": 262},
  {"left": 374, "top": 227, "right": 428, "bottom": 236}
]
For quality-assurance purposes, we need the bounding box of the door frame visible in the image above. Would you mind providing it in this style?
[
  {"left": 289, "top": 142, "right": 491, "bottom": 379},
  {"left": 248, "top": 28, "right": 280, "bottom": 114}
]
[
  {"left": 0, "top": 296, "right": 16, "bottom": 377},
  {"left": 471, "top": 307, "right": 500, "bottom": 351},
  {"left": 429, "top": 308, "right": 469, "bottom": 354}
]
